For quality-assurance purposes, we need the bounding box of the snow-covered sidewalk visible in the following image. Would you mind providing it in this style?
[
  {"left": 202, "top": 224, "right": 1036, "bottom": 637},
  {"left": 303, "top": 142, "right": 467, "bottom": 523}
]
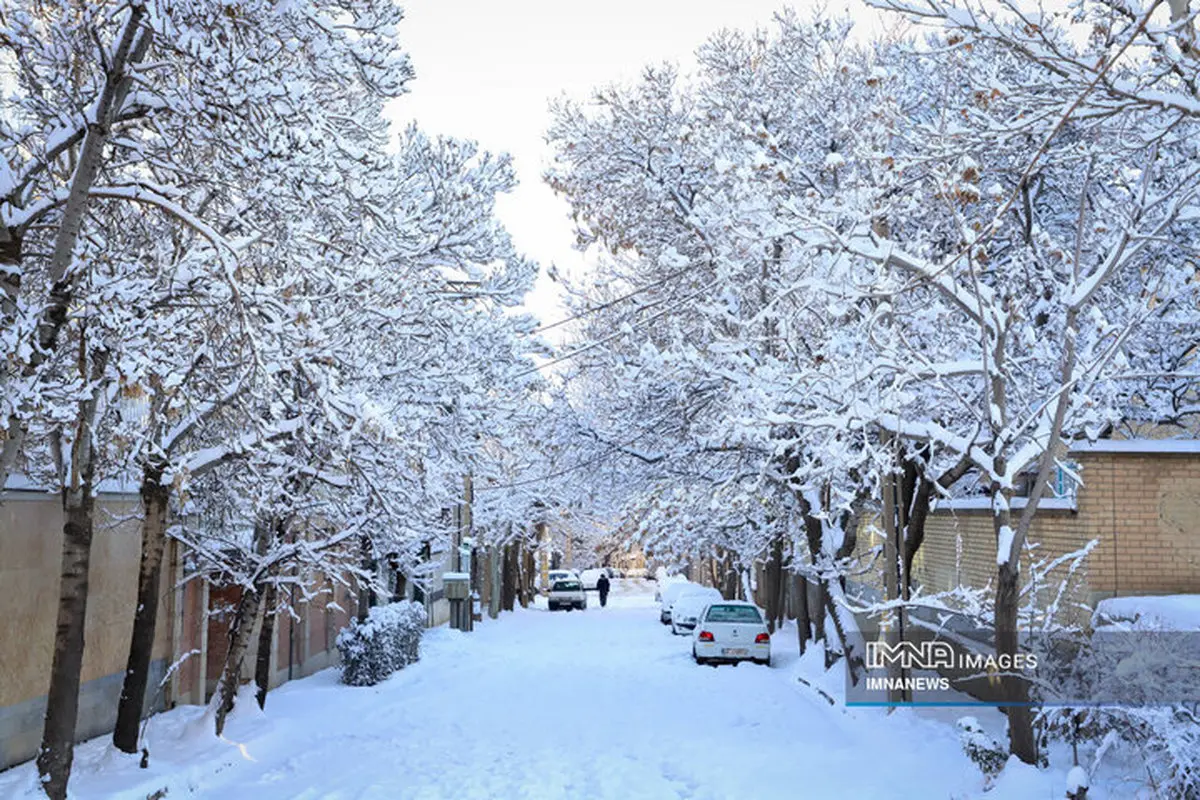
[{"left": 1, "top": 580, "right": 1079, "bottom": 799}]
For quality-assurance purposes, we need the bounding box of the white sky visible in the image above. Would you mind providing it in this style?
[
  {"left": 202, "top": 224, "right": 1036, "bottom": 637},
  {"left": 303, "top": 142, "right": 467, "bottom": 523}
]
[{"left": 386, "top": 1, "right": 881, "bottom": 333}]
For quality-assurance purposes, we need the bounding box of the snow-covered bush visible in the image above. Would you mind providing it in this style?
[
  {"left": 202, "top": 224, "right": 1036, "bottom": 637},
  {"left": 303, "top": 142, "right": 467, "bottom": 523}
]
[
  {"left": 1065, "top": 765, "right": 1089, "bottom": 800},
  {"left": 1037, "top": 603, "right": 1200, "bottom": 798},
  {"left": 336, "top": 602, "right": 427, "bottom": 687},
  {"left": 956, "top": 717, "right": 1007, "bottom": 778}
]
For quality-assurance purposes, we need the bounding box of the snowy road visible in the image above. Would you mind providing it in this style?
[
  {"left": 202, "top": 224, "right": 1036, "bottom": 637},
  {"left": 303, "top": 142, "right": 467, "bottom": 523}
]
[{"left": 1, "top": 580, "right": 995, "bottom": 799}]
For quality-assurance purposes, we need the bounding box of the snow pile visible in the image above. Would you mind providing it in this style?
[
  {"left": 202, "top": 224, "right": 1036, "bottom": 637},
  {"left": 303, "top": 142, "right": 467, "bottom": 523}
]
[
  {"left": 1093, "top": 594, "right": 1200, "bottom": 630},
  {"left": 336, "top": 601, "right": 425, "bottom": 686}
]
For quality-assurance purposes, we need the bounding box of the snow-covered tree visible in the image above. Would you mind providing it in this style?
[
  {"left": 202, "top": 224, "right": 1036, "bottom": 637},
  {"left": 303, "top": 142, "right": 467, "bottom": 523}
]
[{"left": 546, "top": 5, "right": 1200, "bottom": 766}]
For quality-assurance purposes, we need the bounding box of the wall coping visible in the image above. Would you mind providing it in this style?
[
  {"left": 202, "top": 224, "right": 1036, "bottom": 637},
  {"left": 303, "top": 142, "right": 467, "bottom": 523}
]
[
  {"left": 933, "top": 496, "right": 1078, "bottom": 513},
  {"left": 1069, "top": 438, "right": 1200, "bottom": 455},
  {"left": 4, "top": 473, "right": 140, "bottom": 496}
]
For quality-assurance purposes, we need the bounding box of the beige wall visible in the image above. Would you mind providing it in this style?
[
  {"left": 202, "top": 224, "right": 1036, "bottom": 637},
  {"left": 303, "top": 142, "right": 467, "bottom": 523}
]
[
  {"left": 0, "top": 491, "right": 176, "bottom": 768},
  {"left": 910, "top": 452, "right": 1200, "bottom": 608},
  {"left": 0, "top": 492, "right": 366, "bottom": 770},
  {"left": 0, "top": 492, "right": 171, "bottom": 710}
]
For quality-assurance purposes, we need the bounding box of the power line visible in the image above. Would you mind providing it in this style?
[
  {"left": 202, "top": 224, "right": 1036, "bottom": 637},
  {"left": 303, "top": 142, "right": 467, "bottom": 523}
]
[
  {"left": 518, "top": 285, "right": 708, "bottom": 377},
  {"left": 474, "top": 406, "right": 680, "bottom": 492},
  {"left": 531, "top": 261, "right": 702, "bottom": 334}
]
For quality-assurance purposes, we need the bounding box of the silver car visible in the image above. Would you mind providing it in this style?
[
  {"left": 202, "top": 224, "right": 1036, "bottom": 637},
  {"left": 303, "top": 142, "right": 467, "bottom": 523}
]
[
  {"left": 548, "top": 579, "right": 587, "bottom": 611},
  {"left": 691, "top": 601, "right": 771, "bottom": 666}
]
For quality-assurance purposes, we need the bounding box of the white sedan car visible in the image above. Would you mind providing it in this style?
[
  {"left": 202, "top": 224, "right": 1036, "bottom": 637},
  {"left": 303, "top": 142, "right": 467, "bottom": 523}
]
[
  {"left": 548, "top": 579, "right": 587, "bottom": 611},
  {"left": 670, "top": 586, "right": 723, "bottom": 635},
  {"left": 691, "top": 601, "right": 771, "bottom": 666},
  {"left": 658, "top": 580, "right": 699, "bottom": 624}
]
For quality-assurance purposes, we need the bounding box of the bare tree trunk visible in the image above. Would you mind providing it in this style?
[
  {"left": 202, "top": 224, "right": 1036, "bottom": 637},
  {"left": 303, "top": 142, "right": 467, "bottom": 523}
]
[
  {"left": 880, "top": 442, "right": 907, "bottom": 701},
  {"left": 993, "top": 483, "right": 1037, "bottom": 764},
  {"left": 764, "top": 534, "right": 785, "bottom": 632},
  {"left": 36, "top": 341, "right": 109, "bottom": 799},
  {"left": 720, "top": 550, "right": 739, "bottom": 600},
  {"left": 489, "top": 546, "right": 501, "bottom": 619},
  {"left": 36, "top": 474, "right": 97, "bottom": 799},
  {"left": 501, "top": 543, "right": 517, "bottom": 612},
  {"left": 254, "top": 582, "right": 277, "bottom": 710},
  {"left": 213, "top": 587, "right": 266, "bottom": 736},
  {"left": 812, "top": 582, "right": 827, "bottom": 644},
  {"left": 470, "top": 546, "right": 484, "bottom": 609},
  {"left": 996, "top": 558, "right": 1036, "bottom": 762},
  {"left": 112, "top": 461, "right": 170, "bottom": 754},
  {"left": 357, "top": 535, "right": 375, "bottom": 623},
  {"left": 793, "top": 572, "right": 811, "bottom": 655},
  {"left": 213, "top": 517, "right": 271, "bottom": 736},
  {"left": 519, "top": 544, "right": 535, "bottom": 608}
]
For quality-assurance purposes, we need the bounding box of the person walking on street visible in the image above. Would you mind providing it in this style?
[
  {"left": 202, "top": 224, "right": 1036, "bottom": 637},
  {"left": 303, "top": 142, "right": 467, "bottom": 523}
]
[{"left": 597, "top": 572, "right": 611, "bottom": 607}]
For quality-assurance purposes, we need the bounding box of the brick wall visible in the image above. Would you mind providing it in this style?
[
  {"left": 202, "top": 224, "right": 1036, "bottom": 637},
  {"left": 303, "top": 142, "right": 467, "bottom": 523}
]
[{"left": 912, "top": 452, "right": 1200, "bottom": 614}]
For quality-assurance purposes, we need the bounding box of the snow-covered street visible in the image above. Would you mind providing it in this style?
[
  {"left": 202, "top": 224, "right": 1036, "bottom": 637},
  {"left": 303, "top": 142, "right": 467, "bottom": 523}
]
[{"left": 1, "top": 580, "right": 1022, "bottom": 800}]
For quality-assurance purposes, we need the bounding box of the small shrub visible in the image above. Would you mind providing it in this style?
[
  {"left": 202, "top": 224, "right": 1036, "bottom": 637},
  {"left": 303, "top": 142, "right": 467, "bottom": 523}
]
[
  {"left": 957, "top": 716, "right": 1008, "bottom": 777},
  {"left": 336, "top": 601, "right": 426, "bottom": 686}
]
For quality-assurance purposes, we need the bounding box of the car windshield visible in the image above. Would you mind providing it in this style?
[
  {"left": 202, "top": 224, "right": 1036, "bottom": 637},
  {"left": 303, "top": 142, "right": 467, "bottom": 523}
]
[
  {"left": 704, "top": 605, "right": 763, "bottom": 623},
  {"left": 552, "top": 581, "right": 581, "bottom": 591}
]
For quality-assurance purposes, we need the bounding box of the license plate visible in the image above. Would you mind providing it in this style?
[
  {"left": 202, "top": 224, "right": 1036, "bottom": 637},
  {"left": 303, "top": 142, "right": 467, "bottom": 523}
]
[{"left": 723, "top": 648, "right": 748, "bottom": 657}]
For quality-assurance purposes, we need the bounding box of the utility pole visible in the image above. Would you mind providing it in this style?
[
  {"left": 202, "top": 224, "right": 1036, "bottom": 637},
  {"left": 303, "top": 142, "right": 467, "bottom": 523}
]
[{"left": 448, "top": 473, "right": 474, "bottom": 632}]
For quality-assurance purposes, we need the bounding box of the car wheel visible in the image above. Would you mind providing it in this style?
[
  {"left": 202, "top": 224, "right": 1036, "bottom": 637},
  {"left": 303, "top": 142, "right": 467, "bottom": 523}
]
[
  {"left": 755, "top": 657, "right": 771, "bottom": 667},
  {"left": 692, "top": 649, "right": 706, "bottom": 666}
]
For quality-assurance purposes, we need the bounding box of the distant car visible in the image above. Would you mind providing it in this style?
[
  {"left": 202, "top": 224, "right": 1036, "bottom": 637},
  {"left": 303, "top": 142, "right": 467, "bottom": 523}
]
[
  {"left": 692, "top": 601, "right": 771, "bottom": 666},
  {"left": 542, "top": 569, "right": 580, "bottom": 593},
  {"left": 580, "top": 568, "right": 610, "bottom": 590},
  {"left": 658, "top": 580, "right": 699, "bottom": 624},
  {"left": 548, "top": 579, "right": 587, "bottom": 611},
  {"left": 670, "top": 586, "right": 723, "bottom": 635}
]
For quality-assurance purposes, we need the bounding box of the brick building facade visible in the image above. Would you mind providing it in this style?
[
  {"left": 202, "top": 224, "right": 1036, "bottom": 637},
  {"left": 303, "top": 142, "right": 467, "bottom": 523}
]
[{"left": 870, "top": 440, "right": 1200, "bottom": 623}]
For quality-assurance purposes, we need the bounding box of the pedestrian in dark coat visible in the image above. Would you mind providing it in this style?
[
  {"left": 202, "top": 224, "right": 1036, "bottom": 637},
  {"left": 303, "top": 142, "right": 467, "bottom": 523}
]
[{"left": 597, "top": 573, "right": 611, "bottom": 607}]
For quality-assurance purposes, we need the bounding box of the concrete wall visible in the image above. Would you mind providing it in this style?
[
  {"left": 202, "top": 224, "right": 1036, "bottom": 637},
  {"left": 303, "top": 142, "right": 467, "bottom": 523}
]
[{"left": 0, "top": 491, "right": 172, "bottom": 769}]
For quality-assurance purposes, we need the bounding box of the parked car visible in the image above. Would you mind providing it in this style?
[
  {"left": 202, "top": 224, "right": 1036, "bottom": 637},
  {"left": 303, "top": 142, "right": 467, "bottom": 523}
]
[
  {"left": 548, "top": 579, "right": 587, "bottom": 611},
  {"left": 580, "top": 568, "right": 611, "bottom": 590},
  {"left": 544, "top": 569, "right": 580, "bottom": 592},
  {"left": 654, "top": 574, "right": 688, "bottom": 603},
  {"left": 670, "top": 586, "right": 723, "bottom": 635},
  {"left": 691, "top": 601, "right": 771, "bottom": 666},
  {"left": 658, "top": 580, "right": 699, "bottom": 624}
]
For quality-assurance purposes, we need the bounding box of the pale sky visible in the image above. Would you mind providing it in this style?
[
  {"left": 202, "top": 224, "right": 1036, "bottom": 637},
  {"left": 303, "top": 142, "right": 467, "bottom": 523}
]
[{"left": 387, "top": 1, "right": 881, "bottom": 332}]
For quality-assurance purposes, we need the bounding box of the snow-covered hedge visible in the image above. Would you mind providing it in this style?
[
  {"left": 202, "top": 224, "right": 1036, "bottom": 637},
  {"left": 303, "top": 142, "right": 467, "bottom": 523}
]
[{"left": 336, "top": 601, "right": 426, "bottom": 687}]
